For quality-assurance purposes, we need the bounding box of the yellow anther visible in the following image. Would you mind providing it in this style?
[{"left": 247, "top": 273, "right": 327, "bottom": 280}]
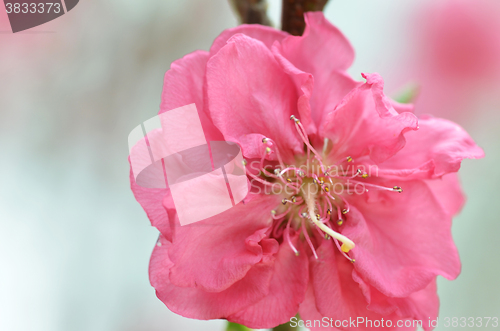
[
  {"left": 393, "top": 186, "right": 403, "bottom": 193},
  {"left": 347, "top": 156, "right": 353, "bottom": 162},
  {"left": 271, "top": 210, "right": 276, "bottom": 215},
  {"left": 265, "top": 147, "right": 271, "bottom": 154},
  {"left": 337, "top": 219, "right": 343, "bottom": 226},
  {"left": 324, "top": 186, "right": 329, "bottom": 192},
  {"left": 286, "top": 178, "right": 292, "bottom": 183},
  {"left": 316, "top": 214, "right": 321, "bottom": 220},
  {"left": 291, "top": 196, "right": 296, "bottom": 203},
  {"left": 342, "top": 209, "right": 348, "bottom": 214},
  {"left": 282, "top": 199, "right": 287, "bottom": 205},
  {"left": 262, "top": 137, "right": 269, "bottom": 143},
  {"left": 242, "top": 159, "right": 248, "bottom": 166},
  {"left": 362, "top": 173, "right": 368, "bottom": 178},
  {"left": 327, "top": 209, "right": 331, "bottom": 215}
]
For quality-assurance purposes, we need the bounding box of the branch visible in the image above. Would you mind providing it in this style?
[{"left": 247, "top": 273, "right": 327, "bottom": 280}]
[
  {"left": 281, "top": 0, "right": 329, "bottom": 35},
  {"left": 229, "top": 0, "right": 272, "bottom": 26}
]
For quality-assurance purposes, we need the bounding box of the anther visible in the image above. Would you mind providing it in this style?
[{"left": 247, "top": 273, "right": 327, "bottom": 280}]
[
  {"left": 327, "top": 209, "right": 331, "bottom": 215},
  {"left": 265, "top": 147, "right": 271, "bottom": 154},
  {"left": 342, "top": 209, "right": 348, "bottom": 214},
  {"left": 286, "top": 178, "right": 292, "bottom": 183},
  {"left": 298, "top": 170, "right": 305, "bottom": 177},
  {"left": 262, "top": 137, "right": 269, "bottom": 144},
  {"left": 274, "top": 168, "right": 281, "bottom": 175},
  {"left": 271, "top": 210, "right": 276, "bottom": 215},
  {"left": 393, "top": 186, "right": 403, "bottom": 193},
  {"left": 242, "top": 159, "right": 248, "bottom": 166},
  {"left": 337, "top": 219, "right": 344, "bottom": 226},
  {"left": 316, "top": 214, "right": 321, "bottom": 220},
  {"left": 282, "top": 199, "right": 287, "bottom": 205},
  {"left": 324, "top": 186, "right": 330, "bottom": 192},
  {"left": 351, "top": 259, "right": 356, "bottom": 263},
  {"left": 325, "top": 233, "right": 330, "bottom": 240},
  {"left": 362, "top": 173, "right": 368, "bottom": 178},
  {"left": 291, "top": 196, "right": 296, "bottom": 203},
  {"left": 301, "top": 212, "right": 308, "bottom": 218},
  {"left": 347, "top": 156, "right": 353, "bottom": 162}
]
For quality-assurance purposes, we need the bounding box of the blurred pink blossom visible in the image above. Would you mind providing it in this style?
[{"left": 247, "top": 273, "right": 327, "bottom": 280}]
[{"left": 409, "top": 0, "right": 500, "bottom": 121}]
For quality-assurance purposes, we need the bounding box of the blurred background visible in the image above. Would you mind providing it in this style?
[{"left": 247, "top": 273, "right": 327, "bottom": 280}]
[{"left": 0, "top": 0, "right": 498, "bottom": 330}]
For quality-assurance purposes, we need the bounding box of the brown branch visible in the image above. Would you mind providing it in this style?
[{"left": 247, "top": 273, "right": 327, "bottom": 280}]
[
  {"left": 281, "top": 0, "right": 329, "bottom": 35},
  {"left": 229, "top": 0, "right": 272, "bottom": 26}
]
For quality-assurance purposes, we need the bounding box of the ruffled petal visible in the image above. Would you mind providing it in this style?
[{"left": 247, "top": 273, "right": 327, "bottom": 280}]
[
  {"left": 228, "top": 234, "right": 309, "bottom": 328},
  {"left": 168, "top": 193, "right": 281, "bottom": 292},
  {"left": 353, "top": 271, "right": 439, "bottom": 331},
  {"left": 378, "top": 116, "right": 484, "bottom": 179},
  {"left": 160, "top": 50, "right": 223, "bottom": 142},
  {"left": 150, "top": 236, "right": 275, "bottom": 320},
  {"left": 206, "top": 33, "right": 303, "bottom": 161},
  {"left": 342, "top": 180, "right": 461, "bottom": 298},
  {"left": 273, "top": 12, "right": 359, "bottom": 135},
  {"left": 210, "top": 24, "right": 289, "bottom": 56},
  {"left": 301, "top": 240, "right": 416, "bottom": 330},
  {"left": 322, "top": 73, "right": 418, "bottom": 163}
]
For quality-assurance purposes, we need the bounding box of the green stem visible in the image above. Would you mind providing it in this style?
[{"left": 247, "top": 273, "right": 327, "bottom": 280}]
[
  {"left": 272, "top": 321, "right": 296, "bottom": 331},
  {"left": 225, "top": 322, "right": 252, "bottom": 331}
]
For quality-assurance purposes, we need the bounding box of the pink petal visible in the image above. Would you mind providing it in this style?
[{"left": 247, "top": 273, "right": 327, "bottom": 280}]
[
  {"left": 323, "top": 73, "right": 418, "bottom": 163},
  {"left": 274, "top": 12, "right": 359, "bottom": 135},
  {"left": 353, "top": 271, "right": 439, "bottom": 331},
  {"left": 206, "top": 33, "right": 303, "bottom": 161},
  {"left": 301, "top": 239, "right": 416, "bottom": 330},
  {"left": 210, "top": 24, "right": 289, "bottom": 56},
  {"left": 160, "top": 50, "right": 223, "bottom": 142},
  {"left": 378, "top": 116, "right": 484, "bottom": 179},
  {"left": 424, "top": 173, "right": 465, "bottom": 217},
  {"left": 342, "top": 180, "right": 461, "bottom": 297},
  {"left": 228, "top": 235, "right": 309, "bottom": 329},
  {"left": 168, "top": 193, "right": 281, "bottom": 292},
  {"left": 150, "top": 236, "right": 275, "bottom": 320}
]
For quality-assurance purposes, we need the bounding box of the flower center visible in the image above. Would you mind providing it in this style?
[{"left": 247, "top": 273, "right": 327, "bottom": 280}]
[{"left": 242, "top": 115, "right": 403, "bottom": 262}]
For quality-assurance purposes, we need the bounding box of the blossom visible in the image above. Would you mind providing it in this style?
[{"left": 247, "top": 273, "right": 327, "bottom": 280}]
[
  {"left": 408, "top": 0, "right": 500, "bottom": 121},
  {"left": 130, "top": 12, "right": 484, "bottom": 330}
]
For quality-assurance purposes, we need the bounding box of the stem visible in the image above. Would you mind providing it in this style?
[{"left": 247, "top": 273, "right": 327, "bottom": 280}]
[
  {"left": 281, "top": 0, "right": 330, "bottom": 35},
  {"left": 272, "top": 321, "right": 295, "bottom": 331},
  {"left": 225, "top": 322, "right": 252, "bottom": 331},
  {"left": 229, "top": 0, "right": 272, "bottom": 25}
]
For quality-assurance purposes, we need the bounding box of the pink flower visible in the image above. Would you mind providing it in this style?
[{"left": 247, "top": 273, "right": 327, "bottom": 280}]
[
  {"left": 130, "top": 12, "right": 484, "bottom": 330},
  {"left": 408, "top": 0, "right": 500, "bottom": 121}
]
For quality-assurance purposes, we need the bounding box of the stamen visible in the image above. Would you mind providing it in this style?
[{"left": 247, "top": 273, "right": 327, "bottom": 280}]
[
  {"left": 301, "top": 219, "right": 318, "bottom": 259},
  {"left": 285, "top": 214, "right": 299, "bottom": 256}
]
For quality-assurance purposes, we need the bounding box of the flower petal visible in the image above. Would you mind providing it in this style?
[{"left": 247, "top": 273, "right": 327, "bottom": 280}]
[
  {"left": 378, "top": 116, "right": 484, "bottom": 179},
  {"left": 206, "top": 33, "right": 303, "bottom": 162},
  {"left": 150, "top": 236, "right": 275, "bottom": 320},
  {"left": 210, "top": 24, "right": 289, "bottom": 56},
  {"left": 323, "top": 73, "right": 418, "bottom": 163},
  {"left": 343, "top": 180, "right": 461, "bottom": 297},
  {"left": 168, "top": 193, "right": 281, "bottom": 292},
  {"left": 228, "top": 234, "right": 309, "bottom": 329},
  {"left": 353, "top": 271, "right": 439, "bottom": 331},
  {"left": 160, "top": 50, "right": 223, "bottom": 142},
  {"left": 274, "top": 12, "right": 359, "bottom": 134},
  {"left": 301, "top": 239, "right": 416, "bottom": 330}
]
